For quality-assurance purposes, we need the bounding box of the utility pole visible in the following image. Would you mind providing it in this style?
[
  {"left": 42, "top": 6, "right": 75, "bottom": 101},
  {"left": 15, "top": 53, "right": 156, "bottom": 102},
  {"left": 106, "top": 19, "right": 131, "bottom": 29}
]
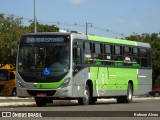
[
  {"left": 86, "top": 22, "right": 92, "bottom": 35},
  {"left": 34, "top": 0, "right": 37, "bottom": 33}
]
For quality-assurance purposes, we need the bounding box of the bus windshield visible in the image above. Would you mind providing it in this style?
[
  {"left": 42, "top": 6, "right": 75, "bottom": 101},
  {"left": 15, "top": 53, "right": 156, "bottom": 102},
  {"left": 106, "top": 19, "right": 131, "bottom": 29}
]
[
  {"left": 18, "top": 45, "right": 70, "bottom": 77},
  {"left": 18, "top": 35, "right": 71, "bottom": 82},
  {"left": 0, "top": 71, "right": 8, "bottom": 80}
]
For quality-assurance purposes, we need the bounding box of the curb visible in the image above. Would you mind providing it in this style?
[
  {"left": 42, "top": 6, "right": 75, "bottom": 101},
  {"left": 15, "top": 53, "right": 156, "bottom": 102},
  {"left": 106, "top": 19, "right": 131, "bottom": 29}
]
[
  {"left": 0, "top": 97, "right": 160, "bottom": 107},
  {"left": 0, "top": 102, "right": 35, "bottom": 107}
]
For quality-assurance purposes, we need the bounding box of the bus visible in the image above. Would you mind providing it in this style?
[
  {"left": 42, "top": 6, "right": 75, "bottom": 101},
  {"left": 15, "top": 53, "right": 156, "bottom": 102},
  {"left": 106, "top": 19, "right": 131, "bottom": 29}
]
[
  {"left": 16, "top": 32, "right": 152, "bottom": 106},
  {"left": 0, "top": 64, "right": 16, "bottom": 96}
]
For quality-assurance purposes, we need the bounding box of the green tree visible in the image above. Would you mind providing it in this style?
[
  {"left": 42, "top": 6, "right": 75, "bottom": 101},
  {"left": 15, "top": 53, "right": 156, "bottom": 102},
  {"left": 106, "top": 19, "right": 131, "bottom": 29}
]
[
  {"left": 0, "top": 14, "right": 29, "bottom": 67},
  {"left": 0, "top": 14, "right": 59, "bottom": 68},
  {"left": 29, "top": 21, "right": 59, "bottom": 32},
  {"left": 125, "top": 33, "right": 160, "bottom": 88}
]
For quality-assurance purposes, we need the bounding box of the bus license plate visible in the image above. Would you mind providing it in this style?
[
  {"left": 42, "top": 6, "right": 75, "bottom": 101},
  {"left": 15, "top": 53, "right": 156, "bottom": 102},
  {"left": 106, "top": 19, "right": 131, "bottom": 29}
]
[{"left": 37, "top": 93, "right": 46, "bottom": 97}]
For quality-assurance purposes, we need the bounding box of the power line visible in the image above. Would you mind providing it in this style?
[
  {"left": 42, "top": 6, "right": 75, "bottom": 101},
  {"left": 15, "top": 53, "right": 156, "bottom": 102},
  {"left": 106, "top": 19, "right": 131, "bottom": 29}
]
[{"left": 1, "top": 13, "right": 126, "bottom": 37}]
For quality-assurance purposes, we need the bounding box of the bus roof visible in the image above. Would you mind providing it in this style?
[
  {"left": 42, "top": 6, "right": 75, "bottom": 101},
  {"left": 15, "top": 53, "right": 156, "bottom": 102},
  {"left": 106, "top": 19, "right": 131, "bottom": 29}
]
[
  {"left": 20, "top": 32, "right": 151, "bottom": 48},
  {"left": 87, "top": 35, "right": 151, "bottom": 48},
  {"left": 21, "top": 32, "right": 72, "bottom": 36}
]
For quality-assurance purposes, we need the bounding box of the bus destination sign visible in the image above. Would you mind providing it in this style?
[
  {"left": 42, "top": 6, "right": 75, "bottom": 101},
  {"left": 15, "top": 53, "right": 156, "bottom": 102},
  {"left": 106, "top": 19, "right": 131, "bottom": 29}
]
[{"left": 26, "top": 37, "right": 65, "bottom": 43}]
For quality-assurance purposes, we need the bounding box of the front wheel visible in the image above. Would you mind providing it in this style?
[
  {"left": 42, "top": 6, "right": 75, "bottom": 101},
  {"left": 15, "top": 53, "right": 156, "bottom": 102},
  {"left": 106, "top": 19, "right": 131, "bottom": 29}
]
[
  {"left": 34, "top": 97, "right": 47, "bottom": 107},
  {"left": 78, "top": 84, "right": 90, "bottom": 105},
  {"left": 12, "top": 88, "right": 17, "bottom": 96}
]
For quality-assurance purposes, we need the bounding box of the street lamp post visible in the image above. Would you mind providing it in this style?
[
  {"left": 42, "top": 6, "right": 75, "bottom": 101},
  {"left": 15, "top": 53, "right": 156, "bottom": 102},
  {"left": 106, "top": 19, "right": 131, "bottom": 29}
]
[
  {"left": 34, "top": 0, "right": 37, "bottom": 33},
  {"left": 86, "top": 22, "right": 92, "bottom": 35}
]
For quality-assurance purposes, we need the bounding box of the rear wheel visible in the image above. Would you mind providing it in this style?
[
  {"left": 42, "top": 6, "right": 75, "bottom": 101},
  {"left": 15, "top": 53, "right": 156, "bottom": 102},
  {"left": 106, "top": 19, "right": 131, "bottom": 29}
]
[
  {"left": 78, "top": 84, "right": 90, "bottom": 105},
  {"left": 117, "top": 83, "right": 133, "bottom": 103}
]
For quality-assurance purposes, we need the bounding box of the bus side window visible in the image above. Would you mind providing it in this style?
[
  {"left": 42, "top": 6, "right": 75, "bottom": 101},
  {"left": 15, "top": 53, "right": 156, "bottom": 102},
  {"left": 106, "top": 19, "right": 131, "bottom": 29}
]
[
  {"left": 104, "top": 44, "right": 113, "bottom": 65},
  {"left": 84, "top": 42, "right": 92, "bottom": 64},
  {"left": 93, "top": 43, "right": 103, "bottom": 65},
  {"left": 100, "top": 44, "right": 104, "bottom": 64},
  {"left": 73, "top": 47, "right": 82, "bottom": 66},
  {"left": 114, "top": 46, "right": 123, "bottom": 60},
  {"left": 123, "top": 46, "right": 132, "bottom": 67},
  {"left": 132, "top": 47, "right": 140, "bottom": 68},
  {"left": 0, "top": 72, "right": 8, "bottom": 80},
  {"left": 114, "top": 45, "right": 123, "bottom": 66},
  {"left": 140, "top": 48, "right": 148, "bottom": 68}
]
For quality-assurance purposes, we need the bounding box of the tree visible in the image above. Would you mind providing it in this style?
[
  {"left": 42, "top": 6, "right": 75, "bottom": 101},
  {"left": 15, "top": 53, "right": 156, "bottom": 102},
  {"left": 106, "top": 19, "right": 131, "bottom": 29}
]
[
  {"left": 0, "top": 13, "right": 59, "bottom": 68},
  {"left": 125, "top": 33, "right": 160, "bottom": 88},
  {"left": 28, "top": 21, "right": 59, "bottom": 32},
  {"left": 0, "top": 14, "right": 28, "bottom": 68}
]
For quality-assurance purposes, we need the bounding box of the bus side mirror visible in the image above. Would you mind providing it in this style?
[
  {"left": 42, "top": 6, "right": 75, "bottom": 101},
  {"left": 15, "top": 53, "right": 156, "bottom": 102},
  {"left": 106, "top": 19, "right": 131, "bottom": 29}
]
[{"left": 10, "top": 72, "right": 15, "bottom": 80}]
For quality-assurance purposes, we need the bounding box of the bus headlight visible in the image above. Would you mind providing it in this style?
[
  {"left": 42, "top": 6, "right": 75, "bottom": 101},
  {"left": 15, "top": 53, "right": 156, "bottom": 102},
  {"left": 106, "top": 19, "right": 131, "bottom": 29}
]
[
  {"left": 61, "top": 77, "right": 70, "bottom": 88},
  {"left": 18, "top": 80, "right": 25, "bottom": 88}
]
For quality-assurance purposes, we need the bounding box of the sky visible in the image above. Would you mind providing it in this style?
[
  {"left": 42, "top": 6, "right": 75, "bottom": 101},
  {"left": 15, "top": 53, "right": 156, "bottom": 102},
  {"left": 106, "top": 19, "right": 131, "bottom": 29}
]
[{"left": 0, "top": 0, "right": 160, "bottom": 38}]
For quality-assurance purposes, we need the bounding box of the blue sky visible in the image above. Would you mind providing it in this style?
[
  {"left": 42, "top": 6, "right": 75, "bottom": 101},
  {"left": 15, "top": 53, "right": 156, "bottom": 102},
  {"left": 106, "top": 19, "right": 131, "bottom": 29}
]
[{"left": 0, "top": 0, "right": 160, "bottom": 38}]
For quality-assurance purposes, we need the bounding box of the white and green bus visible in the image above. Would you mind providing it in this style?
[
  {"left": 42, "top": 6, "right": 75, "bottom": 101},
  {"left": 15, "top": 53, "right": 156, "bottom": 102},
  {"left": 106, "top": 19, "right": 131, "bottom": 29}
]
[{"left": 16, "top": 32, "right": 152, "bottom": 106}]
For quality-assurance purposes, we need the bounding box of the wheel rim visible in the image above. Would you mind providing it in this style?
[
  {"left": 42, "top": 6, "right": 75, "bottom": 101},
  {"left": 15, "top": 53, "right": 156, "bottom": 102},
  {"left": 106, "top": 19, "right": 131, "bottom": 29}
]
[
  {"left": 128, "top": 85, "right": 132, "bottom": 100},
  {"left": 155, "top": 93, "right": 159, "bottom": 97},
  {"left": 84, "top": 86, "right": 89, "bottom": 103},
  {"left": 12, "top": 90, "right": 17, "bottom": 96}
]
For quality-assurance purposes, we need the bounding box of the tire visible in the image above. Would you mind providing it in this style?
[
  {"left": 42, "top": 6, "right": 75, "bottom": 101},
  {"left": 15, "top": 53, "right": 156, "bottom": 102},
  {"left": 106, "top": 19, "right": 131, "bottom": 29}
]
[
  {"left": 154, "top": 92, "right": 159, "bottom": 97},
  {"left": 47, "top": 98, "right": 53, "bottom": 103},
  {"left": 78, "top": 84, "right": 90, "bottom": 105},
  {"left": 117, "top": 83, "right": 133, "bottom": 103},
  {"left": 90, "top": 98, "right": 97, "bottom": 104},
  {"left": 34, "top": 97, "right": 47, "bottom": 107},
  {"left": 12, "top": 88, "right": 17, "bottom": 96}
]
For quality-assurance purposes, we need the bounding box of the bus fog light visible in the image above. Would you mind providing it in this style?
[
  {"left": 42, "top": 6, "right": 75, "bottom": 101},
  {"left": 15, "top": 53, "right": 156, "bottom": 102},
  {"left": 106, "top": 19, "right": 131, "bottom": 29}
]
[{"left": 61, "top": 78, "right": 70, "bottom": 88}]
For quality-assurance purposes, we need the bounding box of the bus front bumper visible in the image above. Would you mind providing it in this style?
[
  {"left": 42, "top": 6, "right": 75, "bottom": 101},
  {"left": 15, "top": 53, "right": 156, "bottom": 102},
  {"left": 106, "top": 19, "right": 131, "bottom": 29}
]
[{"left": 17, "top": 86, "right": 73, "bottom": 98}]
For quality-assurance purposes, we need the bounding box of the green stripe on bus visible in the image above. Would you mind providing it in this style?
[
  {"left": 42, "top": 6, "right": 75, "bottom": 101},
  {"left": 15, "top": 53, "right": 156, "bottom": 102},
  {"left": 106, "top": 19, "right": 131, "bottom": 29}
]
[
  {"left": 87, "top": 35, "right": 136, "bottom": 46},
  {"left": 36, "top": 79, "right": 65, "bottom": 89},
  {"left": 115, "top": 62, "right": 124, "bottom": 66},
  {"left": 132, "top": 63, "right": 141, "bottom": 67}
]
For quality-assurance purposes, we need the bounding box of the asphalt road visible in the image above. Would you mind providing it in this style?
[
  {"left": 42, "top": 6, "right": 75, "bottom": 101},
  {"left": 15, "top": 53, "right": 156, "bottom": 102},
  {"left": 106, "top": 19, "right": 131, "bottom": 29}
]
[{"left": 0, "top": 97, "right": 160, "bottom": 120}]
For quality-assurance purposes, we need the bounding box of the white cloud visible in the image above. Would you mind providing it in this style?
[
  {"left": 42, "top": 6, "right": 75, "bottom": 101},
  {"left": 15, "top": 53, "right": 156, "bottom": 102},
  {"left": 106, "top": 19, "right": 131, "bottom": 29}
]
[{"left": 69, "top": 0, "right": 88, "bottom": 5}]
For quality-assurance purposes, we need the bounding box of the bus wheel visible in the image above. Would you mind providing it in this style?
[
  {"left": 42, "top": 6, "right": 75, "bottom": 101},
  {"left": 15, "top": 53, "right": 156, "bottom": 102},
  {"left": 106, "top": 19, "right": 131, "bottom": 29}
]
[
  {"left": 90, "top": 98, "right": 97, "bottom": 104},
  {"left": 154, "top": 92, "right": 159, "bottom": 97},
  {"left": 12, "top": 88, "right": 17, "bottom": 96},
  {"left": 78, "top": 84, "right": 90, "bottom": 105},
  {"left": 117, "top": 83, "right": 133, "bottom": 103},
  {"left": 126, "top": 83, "right": 133, "bottom": 103},
  {"left": 34, "top": 97, "right": 47, "bottom": 107},
  {"left": 47, "top": 98, "right": 53, "bottom": 103}
]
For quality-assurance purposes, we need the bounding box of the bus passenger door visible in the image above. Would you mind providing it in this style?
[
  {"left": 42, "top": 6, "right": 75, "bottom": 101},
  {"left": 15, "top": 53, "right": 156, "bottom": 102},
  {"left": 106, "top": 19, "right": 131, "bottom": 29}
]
[
  {"left": 96, "top": 67, "right": 109, "bottom": 97},
  {"left": 72, "top": 41, "right": 86, "bottom": 97}
]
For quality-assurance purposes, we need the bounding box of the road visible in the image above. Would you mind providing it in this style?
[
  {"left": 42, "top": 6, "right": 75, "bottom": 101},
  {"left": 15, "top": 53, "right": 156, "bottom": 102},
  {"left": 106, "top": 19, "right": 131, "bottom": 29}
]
[{"left": 0, "top": 97, "right": 160, "bottom": 120}]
